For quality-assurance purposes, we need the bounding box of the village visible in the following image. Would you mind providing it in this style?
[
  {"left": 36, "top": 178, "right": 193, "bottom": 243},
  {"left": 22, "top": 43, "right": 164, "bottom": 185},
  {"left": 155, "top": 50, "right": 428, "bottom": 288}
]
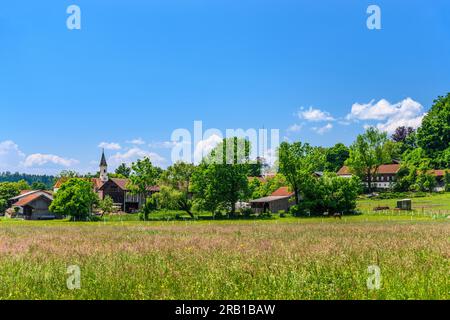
[{"left": 3, "top": 127, "right": 449, "bottom": 221}]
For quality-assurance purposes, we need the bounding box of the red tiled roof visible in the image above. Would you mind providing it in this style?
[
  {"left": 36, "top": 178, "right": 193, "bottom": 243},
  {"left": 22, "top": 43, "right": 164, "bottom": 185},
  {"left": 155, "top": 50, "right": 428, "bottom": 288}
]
[
  {"left": 14, "top": 193, "right": 52, "bottom": 207},
  {"left": 337, "top": 164, "right": 401, "bottom": 175},
  {"left": 271, "top": 187, "right": 294, "bottom": 197}
]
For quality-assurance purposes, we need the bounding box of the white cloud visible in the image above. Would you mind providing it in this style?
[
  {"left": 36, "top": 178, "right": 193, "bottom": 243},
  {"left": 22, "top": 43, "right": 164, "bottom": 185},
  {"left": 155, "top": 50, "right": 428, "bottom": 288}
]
[
  {"left": 127, "top": 138, "right": 146, "bottom": 145},
  {"left": 287, "top": 124, "right": 303, "bottom": 133},
  {"left": 312, "top": 123, "right": 333, "bottom": 135},
  {"left": 22, "top": 154, "right": 79, "bottom": 168},
  {"left": 0, "top": 140, "right": 26, "bottom": 169},
  {"left": 148, "top": 141, "right": 177, "bottom": 149},
  {"left": 193, "top": 134, "right": 223, "bottom": 163},
  {"left": 346, "top": 97, "right": 425, "bottom": 133},
  {"left": 98, "top": 142, "right": 121, "bottom": 150},
  {"left": 109, "top": 147, "right": 166, "bottom": 167},
  {"left": 297, "top": 107, "right": 335, "bottom": 122}
]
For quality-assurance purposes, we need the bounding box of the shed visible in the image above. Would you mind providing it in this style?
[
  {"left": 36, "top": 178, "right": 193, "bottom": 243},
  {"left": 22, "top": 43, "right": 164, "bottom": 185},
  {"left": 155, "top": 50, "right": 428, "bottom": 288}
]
[
  {"left": 250, "top": 187, "right": 295, "bottom": 213},
  {"left": 396, "top": 199, "right": 412, "bottom": 211}
]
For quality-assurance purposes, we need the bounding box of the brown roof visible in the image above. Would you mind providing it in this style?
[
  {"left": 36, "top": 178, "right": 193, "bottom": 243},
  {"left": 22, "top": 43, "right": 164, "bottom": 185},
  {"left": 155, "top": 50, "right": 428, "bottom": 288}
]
[
  {"left": 271, "top": 187, "right": 294, "bottom": 197},
  {"left": 14, "top": 193, "right": 53, "bottom": 207},
  {"left": 428, "top": 170, "right": 448, "bottom": 177},
  {"left": 337, "top": 164, "right": 401, "bottom": 175}
]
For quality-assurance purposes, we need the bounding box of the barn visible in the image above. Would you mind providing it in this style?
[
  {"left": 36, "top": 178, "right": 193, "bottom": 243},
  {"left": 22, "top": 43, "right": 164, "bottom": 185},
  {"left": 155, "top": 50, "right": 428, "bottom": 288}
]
[
  {"left": 250, "top": 187, "right": 295, "bottom": 214},
  {"left": 9, "top": 190, "right": 55, "bottom": 220}
]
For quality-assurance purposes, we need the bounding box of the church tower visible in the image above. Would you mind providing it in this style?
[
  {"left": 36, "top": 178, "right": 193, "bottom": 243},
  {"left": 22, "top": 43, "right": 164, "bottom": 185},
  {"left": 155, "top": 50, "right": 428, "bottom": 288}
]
[{"left": 99, "top": 149, "right": 109, "bottom": 183}]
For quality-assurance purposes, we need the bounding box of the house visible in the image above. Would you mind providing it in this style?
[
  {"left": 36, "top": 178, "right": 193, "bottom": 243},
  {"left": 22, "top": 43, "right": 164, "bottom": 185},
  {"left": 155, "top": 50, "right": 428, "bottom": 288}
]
[
  {"left": 428, "top": 170, "right": 448, "bottom": 192},
  {"left": 54, "top": 150, "right": 159, "bottom": 213},
  {"left": 250, "top": 187, "right": 295, "bottom": 213},
  {"left": 337, "top": 164, "right": 401, "bottom": 189},
  {"left": 9, "top": 190, "right": 54, "bottom": 220},
  {"left": 337, "top": 164, "right": 448, "bottom": 191}
]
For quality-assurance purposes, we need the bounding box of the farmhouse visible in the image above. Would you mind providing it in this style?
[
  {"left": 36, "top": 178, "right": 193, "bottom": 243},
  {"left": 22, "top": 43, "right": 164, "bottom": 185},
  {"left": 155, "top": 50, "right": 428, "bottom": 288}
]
[
  {"left": 337, "top": 164, "right": 401, "bottom": 189},
  {"left": 54, "top": 150, "right": 159, "bottom": 213},
  {"left": 9, "top": 190, "right": 54, "bottom": 220},
  {"left": 337, "top": 164, "right": 448, "bottom": 191},
  {"left": 250, "top": 187, "right": 295, "bottom": 213}
]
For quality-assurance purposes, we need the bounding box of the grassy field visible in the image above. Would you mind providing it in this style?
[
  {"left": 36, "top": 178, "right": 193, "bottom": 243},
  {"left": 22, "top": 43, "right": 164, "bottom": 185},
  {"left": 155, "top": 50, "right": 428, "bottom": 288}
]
[
  {"left": 357, "top": 192, "right": 450, "bottom": 213},
  {"left": 0, "top": 215, "right": 448, "bottom": 300}
]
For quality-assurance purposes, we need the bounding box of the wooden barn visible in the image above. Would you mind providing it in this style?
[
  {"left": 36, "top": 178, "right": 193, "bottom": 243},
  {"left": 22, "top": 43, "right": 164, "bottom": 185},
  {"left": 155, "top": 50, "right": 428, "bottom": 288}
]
[
  {"left": 9, "top": 190, "right": 55, "bottom": 220},
  {"left": 53, "top": 151, "right": 159, "bottom": 213},
  {"left": 250, "top": 187, "right": 295, "bottom": 214}
]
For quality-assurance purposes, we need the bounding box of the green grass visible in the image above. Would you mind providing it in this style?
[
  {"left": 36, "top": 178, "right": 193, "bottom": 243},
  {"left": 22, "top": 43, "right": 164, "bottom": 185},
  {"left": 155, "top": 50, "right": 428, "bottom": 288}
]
[
  {"left": 0, "top": 214, "right": 448, "bottom": 300},
  {"left": 358, "top": 192, "right": 450, "bottom": 214}
]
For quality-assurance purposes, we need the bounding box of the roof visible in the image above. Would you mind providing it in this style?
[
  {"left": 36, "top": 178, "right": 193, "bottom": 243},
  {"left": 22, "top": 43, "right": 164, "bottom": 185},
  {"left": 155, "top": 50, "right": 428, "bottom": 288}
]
[
  {"left": 10, "top": 190, "right": 52, "bottom": 201},
  {"left": 54, "top": 177, "right": 102, "bottom": 189},
  {"left": 250, "top": 186, "right": 294, "bottom": 203},
  {"left": 271, "top": 187, "right": 294, "bottom": 197},
  {"left": 250, "top": 196, "right": 291, "bottom": 203},
  {"left": 428, "top": 169, "right": 448, "bottom": 177},
  {"left": 337, "top": 164, "right": 401, "bottom": 175},
  {"left": 13, "top": 192, "right": 53, "bottom": 207}
]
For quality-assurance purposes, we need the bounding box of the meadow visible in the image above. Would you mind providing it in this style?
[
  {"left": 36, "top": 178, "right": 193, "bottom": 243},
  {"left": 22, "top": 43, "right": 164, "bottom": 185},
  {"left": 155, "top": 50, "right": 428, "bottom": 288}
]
[{"left": 0, "top": 213, "right": 448, "bottom": 300}]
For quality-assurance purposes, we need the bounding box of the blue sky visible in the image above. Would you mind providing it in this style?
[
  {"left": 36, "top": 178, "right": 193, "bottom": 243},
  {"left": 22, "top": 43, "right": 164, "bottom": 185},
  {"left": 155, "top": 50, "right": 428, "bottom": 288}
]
[{"left": 0, "top": 0, "right": 449, "bottom": 174}]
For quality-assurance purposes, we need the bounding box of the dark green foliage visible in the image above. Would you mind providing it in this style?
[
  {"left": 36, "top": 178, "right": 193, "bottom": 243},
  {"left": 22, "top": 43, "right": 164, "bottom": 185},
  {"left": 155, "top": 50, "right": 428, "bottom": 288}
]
[
  {"left": 192, "top": 138, "right": 250, "bottom": 216},
  {"left": 0, "top": 182, "right": 22, "bottom": 213},
  {"left": 417, "top": 93, "right": 450, "bottom": 155},
  {"left": 115, "top": 163, "right": 131, "bottom": 178},
  {"left": 445, "top": 172, "right": 450, "bottom": 192},
  {"left": 31, "top": 181, "right": 48, "bottom": 190},
  {"left": 278, "top": 141, "right": 325, "bottom": 204},
  {"left": 139, "top": 196, "right": 158, "bottom": 221},
  {"left": 324, "top": 143, "right": 350, "bottom": 172},
  {"left": 346, "top": 127, "right": 392, "bottom": 192},
  {"left": 0, "top": 172, "right": 54, "bottom": 189},
  {"left": 49, "top": 178, "right": 99, "bottom": 221}
]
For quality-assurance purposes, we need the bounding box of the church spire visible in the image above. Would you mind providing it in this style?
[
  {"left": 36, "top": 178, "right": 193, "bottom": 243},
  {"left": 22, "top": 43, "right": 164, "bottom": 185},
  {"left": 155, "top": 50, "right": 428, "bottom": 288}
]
[
  {"left": 99, "top": 149, "right": 108, "bottom": 182},
  {"left": 100, "top": 148, "right": 108, "bottom": 167}
]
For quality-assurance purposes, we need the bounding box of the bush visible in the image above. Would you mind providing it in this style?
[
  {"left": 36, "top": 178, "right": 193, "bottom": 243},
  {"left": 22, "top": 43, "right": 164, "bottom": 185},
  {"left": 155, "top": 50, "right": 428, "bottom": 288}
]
[
  {"left": 241, "top": 208, "right": 253, "bottom": 217},
  {"left": 278, "top": 210, "right": 286, "bottom": 218}
]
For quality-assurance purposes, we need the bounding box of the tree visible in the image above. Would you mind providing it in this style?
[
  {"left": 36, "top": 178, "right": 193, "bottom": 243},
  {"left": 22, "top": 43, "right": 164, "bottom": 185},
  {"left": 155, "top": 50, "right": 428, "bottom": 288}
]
[
  {"left": 295, "top": 174, "right": 361, "bottom": 216},
  {"left": 115, "top": 163, "right": 131, "bottom": 178},
  {"left": 345, "top": 127, "right": 391, "bottom": 193},
  {"left": 31, "top": 181, "right": 48, "bottom": 190},
  {"left": 191, "top": 138, "right": 250, "bottom": 216},
  {"left": 15, "top": 179, "right": 30, "bottom": 191},
  {"left": 49, "top": 178, "right": 99, "bottom": 221},
  {"left": 444, "top": 171, "right": 450, "bottom": 192},
  {"left": 324, "top": 143, "right": 350, "bottom": 172},
  {"left": 278, "top": 142, "right": 325, "bottom": 204},
  {"left": 128, "top": 157, "right": 159, "bottom": 196},
  {"left": 159, "top": 162, "right": 196, "bottom": 217},
  {"left": 0, "top": 182, "right": 21, "bottom": 213},
  {"left": 57, "top": 170, "right": 80, "bottom": 178},
  {"left": 417, "top": 93, "right": 450, "bottom": 155},
  {"left": 248, "top": 174, "right": 287, "bottom": 199},
  {"left": 98, "top": 195, "right": 114, "bottom": 217},
  {"left": 139, "top": 196, "right": 158, "bottom": 221},
  {"left": 391, "top": 126, "right": 415, "bottom": 143},
  {"left": 415, "top": 172, "right": 437, "bottom": 193}
]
